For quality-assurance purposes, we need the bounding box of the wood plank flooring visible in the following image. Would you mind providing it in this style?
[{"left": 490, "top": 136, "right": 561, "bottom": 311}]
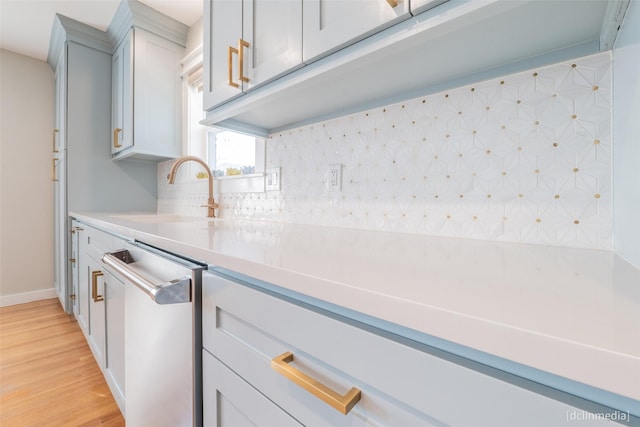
[{"left": 0, "top": 298, "right": 124, "bottom": 426}]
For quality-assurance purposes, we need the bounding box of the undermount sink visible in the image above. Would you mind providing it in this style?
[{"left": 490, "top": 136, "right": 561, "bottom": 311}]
[{"left": 112, "top": 214, "right": 223, "bottom": 224}]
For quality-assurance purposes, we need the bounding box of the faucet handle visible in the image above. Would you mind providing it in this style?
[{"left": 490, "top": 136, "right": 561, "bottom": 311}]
[{"left": 201, "top": 202, "right": 220, "bottom": 209}]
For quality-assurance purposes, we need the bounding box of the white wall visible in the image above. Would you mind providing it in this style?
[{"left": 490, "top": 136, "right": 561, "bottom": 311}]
[
  {"left": 0, "top": 49, "right": 55, "bottom": 304},
  {"left": 613, "top": 0, "right": 640, "bottom": 269}
]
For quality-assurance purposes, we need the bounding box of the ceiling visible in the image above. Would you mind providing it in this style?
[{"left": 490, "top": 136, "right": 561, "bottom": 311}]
[{"left": 0, "top": 0, "right": 203, "bottom": 62}]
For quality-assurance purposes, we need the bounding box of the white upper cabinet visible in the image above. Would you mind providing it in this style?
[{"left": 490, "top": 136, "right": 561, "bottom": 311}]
[
  {"left": 410, "top": 0, "right": 448, "bottom": 16},
  {"left": 108, "top": 0, "right": 188, "bottom": 161},
  {"left": 302, "top": 0, "right": 411, "bottom": 63},
  {"left": 202, "top": 0, "right": 621, "bottom": 137},
  {"left": 204, "top": 0, "right": 303, "bottom": 110},
  {"left": 111, "top": 31, "right": 133, "bottom": 154}
]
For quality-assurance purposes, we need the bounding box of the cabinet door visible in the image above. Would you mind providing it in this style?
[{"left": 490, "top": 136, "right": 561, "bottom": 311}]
[
  {"left": 104, "top": 270, "right": 125, "bottom": 413},
  {"left": 204, "top": 0, "right": 244, "bottom": 109},
  {"left": 53, "top": 48, "right": 66, "bottom": 153},
  {"left": 87, "top": 256, "right": 106, "bottom": 367},
  {"left": 77, "top": 227, "right": 90, "bottom": 336},
  {"left": 302, "top": 0, "right": 411, "bottom": 63},
  {"left": 53, "top": 153, "right": 67, "bottom": 311},
  {"left": 111, "top": 31, "right": 133, "bottom": 154},
  {"left": 203, "top": 350, "right": 303, "bottom": 427},
  {"left": 70, "top": 224, "right": 80, "bottom": 317},
  {"left": 243, "top": 0, "right": 302, "bottom": 89},
  {"left": 131, "top": 28, "right": 183, "bottom": 158}
]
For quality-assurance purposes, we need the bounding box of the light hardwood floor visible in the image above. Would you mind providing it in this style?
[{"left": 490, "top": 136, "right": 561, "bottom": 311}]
[{"left": 0, "top": 298, "right": 125, "bottom": 426}]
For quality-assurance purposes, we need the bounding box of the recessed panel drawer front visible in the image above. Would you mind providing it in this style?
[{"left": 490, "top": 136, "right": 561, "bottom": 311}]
[
  {"left": 84, "top": 225, "right": 126, "bottom": 262},
  {"left": 203, "top": 349, "right": 303, "bottom": 427},
  {"left": 203, "top": 273, "right": 616, "bottom": 427}
]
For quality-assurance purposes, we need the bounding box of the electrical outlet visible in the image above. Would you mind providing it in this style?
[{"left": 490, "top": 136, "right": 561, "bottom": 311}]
[
  {"left": 325, "top": 164, "right": 342, "bottom": 192},
  {"left": 266, "top": 167, "right": 281, "bottom": 191}
]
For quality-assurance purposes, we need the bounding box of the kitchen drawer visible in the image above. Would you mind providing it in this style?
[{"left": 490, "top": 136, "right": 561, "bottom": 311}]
[
  {"left": 203, "top": 349, "right": 302, "bottom": 427},
  {"left": 80, "top": 224, "right": 127, "bottom": 261},
  {"left": 203, "top": 273, "right": 617, "bottom": 427}
]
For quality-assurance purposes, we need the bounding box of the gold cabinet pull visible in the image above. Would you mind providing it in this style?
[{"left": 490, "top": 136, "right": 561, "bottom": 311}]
[
  {"left": 238, "top": 39, "right": 250, "bottom": 83},
  {"left": 271, "top": 352, "right": 361, "bottom": 415},
  {"left": 113, "top": 128, "right": 122, "bottom": 148},
  {"left": 386, "top": 0, "right": 399, "bottom": 7},
  {"left": 69, "top": 258, "right": 76, "bottom": 264},
  {"left": 51, "top": 158, "right": 58, "bottom": 182},
  {"left": 91, "top": 271, "right": 104, "bottom": 302},
  {"left": 228, "top": 46, "right": 239, "bottom": 88},
  {"left": 52, "top": 128, "right": 59, "bottom": 153}
]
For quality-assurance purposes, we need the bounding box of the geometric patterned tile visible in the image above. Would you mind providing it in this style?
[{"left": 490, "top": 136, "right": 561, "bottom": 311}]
[{"left": 160, "top": 51, "right": 613, "bottom": 249}]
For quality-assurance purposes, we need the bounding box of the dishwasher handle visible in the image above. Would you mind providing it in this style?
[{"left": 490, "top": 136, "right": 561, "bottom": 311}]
[{"left": 102, "top": 250, "right": 191, "bottom": 304}]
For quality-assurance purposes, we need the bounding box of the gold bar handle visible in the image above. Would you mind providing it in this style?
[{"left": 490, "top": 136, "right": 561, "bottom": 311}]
[
  {"left": 52, "top": 128, "right": 59, "bottom": 153},
  {"left": 113, "top": 128, "right": 122, "bottom": 148},
  {"left": 228, "top": 46, "right": 239, "bottom": 88},
  {"left": 238, "top": 39, "right": 250, "bottom": 83},
  {"left": 51, "top": 158, "right": 58, "bottom": 182},
  {"left": 91, "top": 271, "right": 104, "bottom": 302},
  {"left": 386, "top": 0, "right": 399, "bottom": 7},
  {"left": 271, "top": 352, "right": 361, "bottom": 415}
]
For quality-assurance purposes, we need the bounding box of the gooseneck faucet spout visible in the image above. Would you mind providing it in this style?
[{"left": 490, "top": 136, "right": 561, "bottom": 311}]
[{"left": 167, "top": 156, "right": 219, "bottom": 218}]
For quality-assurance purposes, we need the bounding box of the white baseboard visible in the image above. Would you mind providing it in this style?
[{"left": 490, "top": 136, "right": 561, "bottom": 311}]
[{"left": 0, "top": 288, "right": 58, "bottom": 307}]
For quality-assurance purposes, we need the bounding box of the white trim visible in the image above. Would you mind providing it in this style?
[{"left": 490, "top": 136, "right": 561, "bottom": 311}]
[{"left": 0, "top": 288, "right": 58, "bottom": 307}]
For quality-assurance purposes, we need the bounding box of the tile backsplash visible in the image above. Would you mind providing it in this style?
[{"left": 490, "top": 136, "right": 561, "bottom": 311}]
[{"left": 159, "top": 51, "right": 612, "bottom": 249}]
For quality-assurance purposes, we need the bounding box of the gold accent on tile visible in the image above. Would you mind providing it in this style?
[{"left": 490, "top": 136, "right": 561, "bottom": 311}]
[
  {"left": 554, "top": 195, "right": 560, "bottom": 199},
  {"left": 573, "top": 168, "right": 579, "bottom": 173},
  {"left": 500, "top": 80, "right": 505, "bottom": 85},
  {"left": 553, "top": 142, "right": 559, "bottom": 147},
  {"left": 536, "top": 218, "right": 541, "bottom": 223},
  {"left": 571, "top": 114, "right": 577, "bottom": 119},
  {"left": 533, "top": 72, "right": 538, "bottom": 77},
  {"left": 594, "top": 139, "right": 601, "bottom": 145},
  {"left": 595, "top": 193, "right": 601, "bottom": 199},
  {"left": 487, "top": 194, "right": 492, "bottom": 199},
  {"left": 574, "top": 220, "right": 580, "bottom": 225},
  {"left": 534, "top": 169, "right": 540, "bottom": 174},
  {"left": 571, "top": 63, "right": 577, "bottom": 68},
  {"left": 593, "top": 85, "right": 599, "bottom": 91}
]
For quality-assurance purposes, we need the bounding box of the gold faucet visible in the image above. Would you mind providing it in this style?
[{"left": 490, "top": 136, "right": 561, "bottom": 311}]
[{"left": 167, "top": 156, "right": 219, "bottom": 218}]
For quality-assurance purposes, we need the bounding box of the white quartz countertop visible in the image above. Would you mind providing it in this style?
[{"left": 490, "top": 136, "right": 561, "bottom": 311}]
[{"left": 71, "top": 212, "right": 640, "bottom": 406}]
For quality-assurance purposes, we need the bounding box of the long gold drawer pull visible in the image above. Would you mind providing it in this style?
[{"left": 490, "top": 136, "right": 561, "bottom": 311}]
[
  {"left": 238, "top": 39, "right": 250, "bottom": 83},
  {"left": 52, "top": 128, "right": 59, "bottom": 153},
  {"left": 271, "top": 352, "right": 361, "bottom": 415},
  {"left": 91, "top": 270, "right": 104, "bottom": 302},
  {"left": 113, "top": 128, "right": 122, "bottom": 148},
  {"left": 228, "top": 46, "right": 239, "bottom": 88},
  {"left": 386, "top": 0, "right": 399, "bottom": 7},
  {"left": 51, "top": 158, "right": 58, "bottom": 182}
]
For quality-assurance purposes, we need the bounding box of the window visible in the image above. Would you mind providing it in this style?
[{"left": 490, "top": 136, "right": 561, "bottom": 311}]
[{"left": 181, "top": 47, "right": 265, "bottom": 192}]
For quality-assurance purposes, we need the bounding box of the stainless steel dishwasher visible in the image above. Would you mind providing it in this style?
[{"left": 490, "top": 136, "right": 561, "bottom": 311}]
[{"left": 102, "top": 242, "right": 205, "bottom": 427}]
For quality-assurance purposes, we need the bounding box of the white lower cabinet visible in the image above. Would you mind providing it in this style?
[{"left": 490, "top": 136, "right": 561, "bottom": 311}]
[
  {"left": 74, "top": 221, "right": 127, "bottom": 416},
  {"left": 203, "top": 349, "right": 302, "bottom": 426},
  {"left": 202, "top": 272, "right": 620, "bottom": 427},
  {"left": 86, "top": 254, "right": 106, "bottom": 368}
]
